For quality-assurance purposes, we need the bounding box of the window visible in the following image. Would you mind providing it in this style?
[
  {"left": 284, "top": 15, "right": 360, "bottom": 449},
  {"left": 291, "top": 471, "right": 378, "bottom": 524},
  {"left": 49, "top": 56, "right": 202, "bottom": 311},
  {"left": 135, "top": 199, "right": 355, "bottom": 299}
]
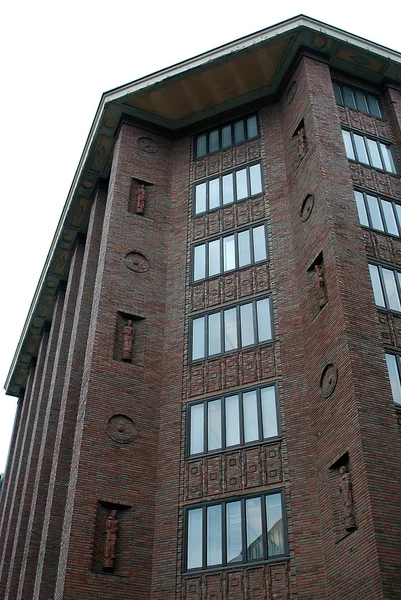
[
  {"left": 188, "top": 384, "right": 279, "bottom": 456},
  {"left": 385, "top": 352, "right": 401, "bottom": 405},
  {"left": 354, "top": 190, "right": 401, "bottom": 237},
  {"left": 342, "top": 130, "right": 397, "bottom": 174},
  {"left": 194, "top": 163, "right": 263, "bottom": 214},
  {"left": 195, "top": 115, "right": 259, "bottom": 158},
  {"left": 191, "top": 297, "right": 273, "bottom": 361},
  {"left": 185, "top": 491, "right": 286, "bottom": 570},
  {"left": 333, "top": 81, "right": 382, "bottom": 118},
  {"left": 369, "top": 264, "right": 401, "bottom": 312},
  {"left": 192, "top": 224, "right": 268, "bottom": 281}
]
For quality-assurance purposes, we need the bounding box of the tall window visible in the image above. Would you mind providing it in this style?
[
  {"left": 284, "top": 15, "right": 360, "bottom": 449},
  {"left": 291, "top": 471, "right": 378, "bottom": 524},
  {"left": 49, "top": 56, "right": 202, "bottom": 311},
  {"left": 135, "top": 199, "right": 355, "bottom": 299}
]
[
  {"left": 369, "top": 264, "right": 401, "bottom": 312},
  {"left": 188, "top": 384, "right": 279, "bottom": 456},
  {"left": 342, "top": 130, "right": 397, "bottom": 174},
  {"left": 194, "top": 163, "right": 263, "bottom": 215},
  {"left": 333, "top": 81, "right": 383, "bottom": 118},
  {"left": 192, "top": 224, "right": 268, "bottom": 281},
  {"left": 185, "top": 491, "right": 286, "bottom": 570},
  {"left": 191, "top": 297, "right": 273, "bottom": 361},
  {"left": 195, "top": 115, "right": 259, "bottom": 158},
  {"left": 354, "top": 190, "right": 401, "bottom": 237},
  {"left": 385, "top": 352, "right": 401, "bottom": 405}
]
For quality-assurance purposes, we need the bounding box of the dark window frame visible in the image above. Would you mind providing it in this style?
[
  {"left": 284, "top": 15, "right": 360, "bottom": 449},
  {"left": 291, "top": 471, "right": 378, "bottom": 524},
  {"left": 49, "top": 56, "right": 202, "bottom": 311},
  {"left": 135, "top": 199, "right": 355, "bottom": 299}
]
[
  {"left": 354, "top": 188, "right": 401, "bottom": 238},
  {"left": 191, "top": 222, "right": 269, "bottom": 282},
  {"left": 194, "top": 114, "right": 260, "bottom": 159},
  {"left": 333, "top": 80, "right": 383, "bottom": 119},
  {"left": 193, "top": 162, "right": 264, "bottom": 215},
  {"left": 183, "top": 490, "right": 288, "bottom": 572},
  {"left": 385, "top": 351, "right": 401, "bottom": 406},
  {"left": 342, "top": 129, "right": 398, "bottom": 175},
  {"left": 189, "top": 295, "right": 274, "bottom": 362},
  {"left": 368, "top": 262, "right": 401, "bottom": 313}
]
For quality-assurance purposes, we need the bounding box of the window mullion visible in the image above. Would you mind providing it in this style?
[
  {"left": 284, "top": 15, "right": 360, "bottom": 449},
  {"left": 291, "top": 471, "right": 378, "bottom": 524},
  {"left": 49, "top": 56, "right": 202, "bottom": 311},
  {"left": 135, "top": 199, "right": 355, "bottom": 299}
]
[
  {"left": 261, "top": 493, "right": 268, "bottom": 560},
  {"left": 239, "top": 391, "right": 245, "bottom": 446},
  {"left": 202, "top": 506, "right": 207, "bottom": 569},
  {"left": 236, "top": 304, "right": 241, "bottom": 350},
  {"left": 252, "top": 300, "right": 259, "bottom": 343},
  {"left": 349, "top": 132, "right": 358, "bottom": 161},
  {"left": 376, "top": 141, "right": 386, "bottom": 171},
  {"left": 241, "top": 498, "right": 247, "bottom": 564},
  {"left": 363, "top": 192, "right": 375, "bottom": 230},
  {"left": 220, "top": 310, "right": 224, "bottom": 356},
  {"left": 377, "top": 198, "right": 389, "bottom": 234},
  {"left": 377, "top": 266, "right": 390, "bottom": 310},
  {"left": 256, "top": 387, "right": 263, "bottom": 442},
  {"left": 222, "top": 502, "right": 227, "bottom": 566},
  {"left": 204, "top": 401, "right": 208, "bottom": 454}
]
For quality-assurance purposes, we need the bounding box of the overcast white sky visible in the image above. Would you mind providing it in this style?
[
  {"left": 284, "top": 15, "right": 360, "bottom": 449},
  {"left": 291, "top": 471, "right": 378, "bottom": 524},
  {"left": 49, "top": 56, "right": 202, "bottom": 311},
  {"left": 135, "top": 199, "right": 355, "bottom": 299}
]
[{"left": 1, "top": 0, "right": 400, "bottom": 472}]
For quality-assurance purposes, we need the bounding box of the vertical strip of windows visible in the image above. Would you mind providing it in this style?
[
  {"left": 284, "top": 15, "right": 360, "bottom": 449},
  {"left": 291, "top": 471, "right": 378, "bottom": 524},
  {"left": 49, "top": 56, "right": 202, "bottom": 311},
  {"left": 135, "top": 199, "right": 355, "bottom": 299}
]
[
  {"left": 368, "top": 264, "right": 401, "bottom": 311},
  {"left": 333, "top": 81, "right": 383, "bottom": 118},
  {"left": 342, "top": 130, "right": 397, "bottom": 174},
  {"left": 195, "top": 115, "right": 259, "bottom": 158},
  {"left": 354, "top": 190, "right": 401, "bottom": 237}
]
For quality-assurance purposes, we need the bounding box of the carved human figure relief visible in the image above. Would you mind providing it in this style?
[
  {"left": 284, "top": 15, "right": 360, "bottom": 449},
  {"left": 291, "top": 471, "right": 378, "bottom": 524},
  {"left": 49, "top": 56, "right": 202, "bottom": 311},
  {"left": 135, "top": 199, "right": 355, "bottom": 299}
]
[
  {"left": 122, "top": 320, "right": 134, "bottom": 362},
  {"left": 104, "top": 510, "right": 119, "bottom": 571},
  {"left": 314, "top": 264, "right": 328, "bottom": 308},
  {"left": 136, "top": 184, "right": 148, "bottom": 215},
  {"left": 339, "top": 466, "right": 357, "bottom": 532},
  {"left": 297, "top": 126, "right": 308, "bottom": 159}
]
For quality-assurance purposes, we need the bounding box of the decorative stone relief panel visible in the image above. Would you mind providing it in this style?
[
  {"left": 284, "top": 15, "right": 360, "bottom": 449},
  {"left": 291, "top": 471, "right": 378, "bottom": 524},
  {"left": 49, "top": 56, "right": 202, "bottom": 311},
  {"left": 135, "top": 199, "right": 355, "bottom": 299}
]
[
  {"left": 192, "top": 140, "right": 261, "bottom": 181},
  {"left": 348, "top": 163, "right": 401, "bottom": 200},
  {"left": 190, "top": 264, "right": 270, "bottom": 312},
  {"left": 186, "top": 344, "right": 276, "bottom": 398},
  {"left": 182, "top": 563, "right": 288, "bottom": 600},
  {"left": 378, "top": 309, "right": 401, "bottom": 348},
  {"left": 337, "top": 106, "right": 390, "bottom": 139},
  {"left": 184, "top": 442, "right": 282, "bottom": 500},
  {"left": 362, "top": 229, "right": 401, "bottom": 267}
]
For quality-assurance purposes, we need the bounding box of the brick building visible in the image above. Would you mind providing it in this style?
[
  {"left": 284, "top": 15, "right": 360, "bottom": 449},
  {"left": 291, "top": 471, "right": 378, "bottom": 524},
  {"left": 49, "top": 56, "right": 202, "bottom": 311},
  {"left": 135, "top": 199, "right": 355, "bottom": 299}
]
[{"left": 1, "top": 14, "right": 401, "bottom": 600}]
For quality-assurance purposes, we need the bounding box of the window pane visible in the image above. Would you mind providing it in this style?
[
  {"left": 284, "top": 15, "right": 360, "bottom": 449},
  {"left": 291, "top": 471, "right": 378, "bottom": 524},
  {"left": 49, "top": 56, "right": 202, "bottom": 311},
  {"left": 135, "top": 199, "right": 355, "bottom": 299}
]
[
  {"left": 381, "top": 200, "right": 398, "bottom": 236},
  {"left": 226, "top": 502, "right": 242, "bottom": 563},
  {"left": 209, "top": 178, "right": 220, "bottom": 210},
  {"left": 366, "top": 138, "right": 382, "bottom": 169},
  {"left": 193, "top": 245, "right": 206, "bottom": 281},
  {"left": 222, "top": 173, "right": 234, "bottom": 205},
  {"left": 256, "top": 298, "right": 272, "bottom": 342},
  {"left": 207, "top": 505, "right": 222, "bottom": 565},
  {"left": 209, "top": 130, "right": 219, "bottom": 154},
  {"left": 190, "top": 404, "right": 204, "bottom": 455},
  {"left": 354, "top": 191, "right": 369, "bottom": 227},
  {"left": 234, "top": 120, "right": 245, "bottom": 144},
  {"left": 208, "top": 240, "right": 221, "bottom": 277},
  {"left": 187, "top": 509, "right": 203, "bottom": 569},
  {"left": 380, "top": 144, "right": 397, "bottom": 174},
  {"left": 195, "top": 183, "right": 207, "bottom": 214},
  {"left": 253, "top": 225, "right": 267, "bottom": 262},
  {"left": 246, "top": 498, "right": 263, "bottom": 559},
  {"left": 395, "top": 205, "right": 401, "bottom": 232},
  {"left": 353, "top": 134, "right": 369, "bottom": 164},
  {"left": 208, "top": 313, "right": 221, "bottom": 356},
  {"left": 382, "top": 268, "right": 401, "bottom": 311},
  {"left": 236, "top": 169, "right": 248, "bottom": 200},
  {"left": 355, "top": 90, "right": 368, "bottom": 113},
  {"left": 238, "top": 230, "right": 251, "bottom": 267},
  {"left": 369, "top": 265, "right": 385, "bottom": 307},
  {"left": 222, "top": 125, "right": 232, "bottom": 148},
  {"left": 196, "top": 134, "right": 207, "bottom": 158},
  {"left": 265, "top": 494, "right": 284, "bottom": 556},
  {"left": 367, "top": 94, "right": 382, "bottom": 118},
  {"left": 192, "top": 317, "right": 205, "bottom": 359},
  {"left": 225, "top": 395, "right": 240, "bottom": 447},
  {"left": 333, "top": 82, "right": 343, "bottom": 105},
  {"left": 261, "top": 386, "right": 278, "bottom": 438},
  {"left": 343, "top": 86, "right": 356, "bottom": 109},
  {"left": 208, "top": 399, "right": 222, "bottom": 451},
  {"left": 240, "top": 303, "right": 255, "bottom": 347},
  {"left": 243, "top": 390, "right": 258, "bottom": 442},
  {"left": 366, "top": 194, "right": 384, "bottom": 231},
  {"left": 249, "top": 164, "right": 262, "bottom": 195},
  {"left": 224, "top": 308, "right": 238, "bottom": 351},
  {"left": 247, "top": 115, "right": 258, "bottom": 139},
  {"left": 223, "top": 235, "right": 236, "bottom": 272},
  {"left": 385, "top": 353, "right": 401, "bottom": 405},
  {"left": 342, "top": 130, "right": 355, "bottom": 160}
]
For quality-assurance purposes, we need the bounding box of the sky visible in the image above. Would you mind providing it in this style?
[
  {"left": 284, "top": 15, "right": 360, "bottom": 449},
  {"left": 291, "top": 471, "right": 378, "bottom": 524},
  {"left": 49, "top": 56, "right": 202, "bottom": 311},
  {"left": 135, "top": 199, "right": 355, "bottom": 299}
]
[{"left": 1, "top": 0, "right": 401, "bottom": 472}]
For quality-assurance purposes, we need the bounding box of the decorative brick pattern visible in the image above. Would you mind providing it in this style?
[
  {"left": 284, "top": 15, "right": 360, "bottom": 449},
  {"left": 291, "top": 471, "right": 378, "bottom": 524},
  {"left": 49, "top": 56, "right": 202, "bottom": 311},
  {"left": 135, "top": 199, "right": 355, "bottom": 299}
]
[{"left": 192, "top": 140, "right": 261, "bottom": 181}]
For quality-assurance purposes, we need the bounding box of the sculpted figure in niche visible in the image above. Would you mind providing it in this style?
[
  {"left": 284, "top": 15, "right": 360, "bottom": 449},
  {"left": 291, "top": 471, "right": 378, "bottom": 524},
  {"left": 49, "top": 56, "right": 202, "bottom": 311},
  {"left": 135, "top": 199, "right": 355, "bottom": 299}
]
[
  {"left": 136, "top": 184, "right": 148, "bottom": 215},
  {"left": 122, "top": 320, "right": 134, "bottom": 362},
  {"left": 297, "top": 126, "right": 308, "bottom": 159},
  {"left": 104, "top": 510, "right": 119, "bottom": 571},
  {"left": 339, "top": 466, "right": 357, "bottom": 532},
  {"left": 315, "top": 264, "right": 328, "bottom": 308}
]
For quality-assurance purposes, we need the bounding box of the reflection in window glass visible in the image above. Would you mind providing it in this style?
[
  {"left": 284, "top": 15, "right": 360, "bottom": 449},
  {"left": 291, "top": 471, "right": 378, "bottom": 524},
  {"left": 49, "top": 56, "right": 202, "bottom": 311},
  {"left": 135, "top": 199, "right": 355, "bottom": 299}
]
[
  {"left": 366, "top": 138, "right": 382, "bottom": 169},
  {"left": 195, "top": 182, "right": 207, "bottom": 214},
  {"left": 342, "top": 130, "right": 355, "bottom": 160},
  {"left": 355, "top": 90, "right": 368, "bottom": 113},
  {"left": 209, "top": 178, "right": 220, "bottom": 210},
  {"left": 343, "top": 86, "right": 356, "bottom": 109},
  {"left": 190, "top": 403, "right": 204, "bottom": 455},
  {"left": 381, "top": 200, "right": 398, "bottom": 236},
  {"left": 238, "top": 230, "right": 251, "bottom": 267},
  {"left": 192, "top": 317, "right": 205, "bottom": 360},
  {"left": 354, "top": 191, "right": 369, "bottom": 227},
  {"left": 247, "top": 115, "right": 258, "bottom": 139},
  {"left": 226, "top": 502, "right": 242, "bottom": 563},
  {"left": 243, "top": 390, "right": 258, "bottom": 442},
  {"left": 256, "top": 298, "right": 272, "bottom": 342},
  {"left": 222, "top": 173, "right": 234, "bottom": 205},
  {"left": 249, "top": 164, "right": 262, "bottom": 195},
  {"left": 380, "top": 144, "right": 396, "bottom": 173},
  {"left": 234, "top": 120, "right": 245, "bottom": 144},
  {"left": 194, "top": 245, "right": 206, "bottom": 281},
  {"left": 208, "top": 240, "right": 221, "bottom": 277},
  {"left": 366, "top": 194, "right": 384, "bottom": 231},
  {"left": 246, "top": 498, "right": 263, "bottom": 559},
  {"left": 222, "top": 125, "right": 232, "bottom": 148},
  {"left": 367, "top": 95, "right": 382, "bottom": 118},
  {"left": 208, "top": 399, "right": 222, "bottom": 451},
  {"left": 207, "top": 505, "right": 222, "bottom": 565},
  {"left": 261, "top": 386, "right": 278, "bottom": 438},
  {"left": 225, "top": 395, "right": 240, "bottom": 447},
  {"left": 266, "top": 495, "right": 284, "bottom": 556},
  {"left": 334, "top": 81, "right": 382, "bottom": 118},
  {"left": 253, "top": 225, "right": 267, "bottom": 262},
  {"left": 236, "top": 169, "right": 248, "bottom": 200},
  {"left": 195, "top": 115, "right": 259, "bottom": 157},
  {"left": 385, "top": 353, "right": 401, "bottom": 405},
  {"left": 369, "top": 265, "right": 385, "bottom": 307},
  {"left": 240, "top": 303, "right": 255, "bottom": 347},
  {"left": 354, "top": 134, "right": 369, "bottom": 164},
  {"left": 224, "top": 308, "right": 238, "bottom": 351},
  {"left": 187, "top": 508, "right": 203, "bottom": 569},
  {"left": 224, "top": 236, "right": 236, "bottom": 271},
  {"left": 197, "top": 134, "right": 207, "bottom": 158},
  {"left": 382, "top": 268, "right": 401, "bottom": 311},
  {"left": 209, "top": 130, "right": 219, "bottom": 154},
  {"left": 208, "top": 313, "right": 221, "bottom": 356}
]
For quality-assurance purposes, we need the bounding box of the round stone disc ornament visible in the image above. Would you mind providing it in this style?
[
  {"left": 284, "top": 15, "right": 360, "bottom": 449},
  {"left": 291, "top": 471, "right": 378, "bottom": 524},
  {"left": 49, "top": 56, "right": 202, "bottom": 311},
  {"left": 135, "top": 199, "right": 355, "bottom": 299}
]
[
  {"left": 301, "top": 194, "right": 314, "bottom": 221},
  {"left": 107, "top": 414, "right": 137, "bottom": 444},
  {"left": 137, "top": 137, "right": 159, "bottom": 153},
  {"left": 124, "top": 251, "right": 149, "bottom": 273},
  {"left": 320, "top": 363, "right": 338, "bottom": 398}
]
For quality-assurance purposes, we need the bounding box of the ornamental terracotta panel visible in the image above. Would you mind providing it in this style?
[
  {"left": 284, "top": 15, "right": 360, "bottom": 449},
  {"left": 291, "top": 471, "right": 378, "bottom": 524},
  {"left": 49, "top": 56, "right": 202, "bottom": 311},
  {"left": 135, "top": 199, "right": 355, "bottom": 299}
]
[
  {"left": 206, "top": 456, "right": 222, "bottom": 495},
  {"left": 185, "top": 460, "right": 203, "bottom": 500},
  {"left": 244, "top": 447, "right": 262, "bottom": 488},
  {"left": 205, "top": 573, "right": 223, "bottom": 600}
]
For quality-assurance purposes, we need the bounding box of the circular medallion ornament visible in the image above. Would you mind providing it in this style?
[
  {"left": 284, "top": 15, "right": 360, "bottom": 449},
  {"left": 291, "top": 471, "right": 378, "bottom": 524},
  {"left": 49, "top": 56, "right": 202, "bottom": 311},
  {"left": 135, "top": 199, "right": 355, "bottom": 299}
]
[
  {"left": 106, "top": 414, "right": 137, "bottom": 444},
  {"left": 320, "top": 363, "right": 338, "bottom": 398},
  {"left": 301, "top": 194, "right": 314, "bottom": 221},
  {"left": 124, "top": 251, "right": 149, "bottom": 273},
  {"left": 286, "top": 81, "right": 298, "bottom": 105},
  {"left": 137, "top": 137, "right": 159, "bottom": 153}
]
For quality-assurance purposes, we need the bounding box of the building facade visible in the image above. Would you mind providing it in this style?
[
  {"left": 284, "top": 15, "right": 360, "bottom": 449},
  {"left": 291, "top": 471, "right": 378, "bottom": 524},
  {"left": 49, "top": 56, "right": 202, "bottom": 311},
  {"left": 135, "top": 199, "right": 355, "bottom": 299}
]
[{"left": 1, "top": 15, "right": 401, "bottom": 600}]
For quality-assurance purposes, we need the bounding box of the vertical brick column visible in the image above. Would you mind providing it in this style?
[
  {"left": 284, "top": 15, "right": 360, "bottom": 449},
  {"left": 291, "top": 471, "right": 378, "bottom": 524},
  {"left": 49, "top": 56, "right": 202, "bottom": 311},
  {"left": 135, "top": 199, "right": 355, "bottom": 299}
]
[
  {"left": 15, "top": 242, "right": 84, "bottom": 600},
  {"left": 55, "top": 123, "right": 172, "bottom": 600},
  {"left": 33, "top": 185, "right": 107, "bottom": 600}
]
